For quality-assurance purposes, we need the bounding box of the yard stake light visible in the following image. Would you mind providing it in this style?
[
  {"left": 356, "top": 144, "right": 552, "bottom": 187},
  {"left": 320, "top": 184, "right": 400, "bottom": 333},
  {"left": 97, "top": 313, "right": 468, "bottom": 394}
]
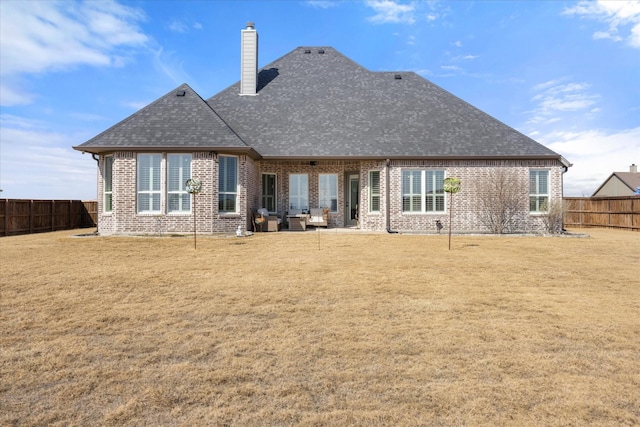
[
  {"left": 186, "top": 178, "right": 203, "bottom": 249},
  {"left": 443, "top": 177, "right": 461, "bottom": 250}
]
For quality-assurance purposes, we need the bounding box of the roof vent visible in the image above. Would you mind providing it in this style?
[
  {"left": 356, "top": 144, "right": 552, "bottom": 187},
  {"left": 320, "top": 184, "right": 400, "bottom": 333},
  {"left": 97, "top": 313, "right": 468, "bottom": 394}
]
[
  {"left": 304, "top": 49, "right": 311, "bottom": 54},
  {"left": 318, "top": 49, "right": 325, "bottom": 54},
  {"left": 176, "top": 90, "right": 186, "bottom": 96},
  {"left": 394, "top": 74, "right": 402, "bottom": 80}
]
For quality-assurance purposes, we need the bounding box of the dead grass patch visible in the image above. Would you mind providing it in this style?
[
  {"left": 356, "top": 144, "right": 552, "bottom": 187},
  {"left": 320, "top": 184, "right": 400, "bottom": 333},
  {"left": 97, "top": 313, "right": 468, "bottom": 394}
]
[{"left": 1, "top": 228, "right": 639, "bottom": 426}]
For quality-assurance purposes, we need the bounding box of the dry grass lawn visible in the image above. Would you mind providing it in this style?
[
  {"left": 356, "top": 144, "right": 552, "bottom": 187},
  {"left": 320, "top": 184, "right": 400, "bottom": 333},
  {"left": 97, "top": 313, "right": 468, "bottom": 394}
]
[{"left": 1, "top": 228, "right": 639, "bottom": 426}]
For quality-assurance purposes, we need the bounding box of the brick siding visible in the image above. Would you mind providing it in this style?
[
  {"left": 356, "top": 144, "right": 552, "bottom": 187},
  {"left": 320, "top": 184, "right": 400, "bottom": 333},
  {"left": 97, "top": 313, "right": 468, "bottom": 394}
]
[{"left": 97, "top": 153, "right": 565, "bottom": 235}]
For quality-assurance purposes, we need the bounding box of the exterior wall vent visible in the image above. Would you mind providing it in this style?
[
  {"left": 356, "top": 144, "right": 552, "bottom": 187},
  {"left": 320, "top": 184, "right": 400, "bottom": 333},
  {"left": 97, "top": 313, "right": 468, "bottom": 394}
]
[{"left": 240, "top": 22, "right": 258, "bottom": 96}]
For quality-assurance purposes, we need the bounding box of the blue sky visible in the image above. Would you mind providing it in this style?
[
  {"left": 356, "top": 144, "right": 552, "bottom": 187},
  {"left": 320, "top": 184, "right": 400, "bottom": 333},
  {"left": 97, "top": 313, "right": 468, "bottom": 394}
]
[{"left": 1, "top": 0, "right": 638, "bottom": 200}]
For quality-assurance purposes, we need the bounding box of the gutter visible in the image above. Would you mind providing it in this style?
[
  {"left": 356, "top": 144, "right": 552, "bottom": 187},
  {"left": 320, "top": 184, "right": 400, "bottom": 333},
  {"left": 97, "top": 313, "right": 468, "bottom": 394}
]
[{"left": 385, "top": 159, "right": 398, "bottom": 234}]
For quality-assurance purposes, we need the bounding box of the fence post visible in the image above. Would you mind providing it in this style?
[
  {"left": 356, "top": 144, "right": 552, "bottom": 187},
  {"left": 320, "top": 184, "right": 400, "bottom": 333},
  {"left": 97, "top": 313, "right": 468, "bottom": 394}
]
[{"left": 29, "top": 200, "right": 34, "bottom": 234}]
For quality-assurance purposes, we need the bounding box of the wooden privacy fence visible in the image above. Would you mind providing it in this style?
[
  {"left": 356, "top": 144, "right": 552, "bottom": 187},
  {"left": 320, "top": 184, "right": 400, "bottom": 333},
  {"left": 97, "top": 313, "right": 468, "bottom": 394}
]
[
  {"left": 564, "top": 196, "right": 639, "bottom": 231},
  {"left": 0, "top": 199, "right": 97, "bottom": 237}
]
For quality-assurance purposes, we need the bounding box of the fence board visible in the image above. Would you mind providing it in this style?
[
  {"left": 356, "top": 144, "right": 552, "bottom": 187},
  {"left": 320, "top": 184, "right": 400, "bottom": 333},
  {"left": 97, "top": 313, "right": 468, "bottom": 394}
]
[
  {"left": 0, "top": 200, "right": 96, "bottom": 237},
  {"left": 564, "top": 196, "right": 639, "bottom": 231}
]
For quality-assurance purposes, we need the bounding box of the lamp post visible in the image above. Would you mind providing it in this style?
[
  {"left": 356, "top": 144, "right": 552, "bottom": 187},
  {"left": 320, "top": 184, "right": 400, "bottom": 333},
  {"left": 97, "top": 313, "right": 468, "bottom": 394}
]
[
  {"left": 185, "top": 178, "right": 202, "bottom": 249},
  {"left": 443, "top": 177, "right": 461, "bottom": 250}
]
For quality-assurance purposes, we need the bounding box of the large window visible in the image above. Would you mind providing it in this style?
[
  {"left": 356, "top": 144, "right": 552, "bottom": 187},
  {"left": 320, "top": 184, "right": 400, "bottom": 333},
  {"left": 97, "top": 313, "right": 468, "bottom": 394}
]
[
  {"left": 137, "top": 154, "right": 162, "bottom": 213},
  {"left": 167, "top": 154, "right": 191, "bottom": 213},
  {"left": 319, "top": 174, "right": 338, "bottom": 212},
  {"left": 369, "top": 171, "right": 381, "bottom": 212},
  {"left": 402, "top": 170, "right": 445, "bottom": 213},
  {"left": 530, "top": 170, "right": 549, "bottom": 213},
  {"left": 289, "top": 174, "right": 308, "bottom": 211},
  {"left": 262, "top": 173, "right": 277, "bottom": 212},
  {"left": 104, "top": 155, "right": 113, "bottom": 213},
  {"left": 219, "top": 155, "right": 238, "bottom": 213}
]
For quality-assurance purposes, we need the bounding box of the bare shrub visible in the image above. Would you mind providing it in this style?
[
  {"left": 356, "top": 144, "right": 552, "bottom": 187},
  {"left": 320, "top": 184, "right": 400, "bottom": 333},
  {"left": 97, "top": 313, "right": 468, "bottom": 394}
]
[
  {"left": 541, "top": 199, "right": 566, "bottom": 234},
  {"left": 474, "top": 168, "right": 528, "bottom": 234}
]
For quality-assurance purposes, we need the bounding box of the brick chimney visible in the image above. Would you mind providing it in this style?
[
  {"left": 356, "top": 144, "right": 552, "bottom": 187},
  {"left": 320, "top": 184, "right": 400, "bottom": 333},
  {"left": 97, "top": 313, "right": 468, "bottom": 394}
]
[
  {"left": 240, "top": 22, "right": 258, "bottom": 96},
  {"left": 631, "top": 164, "right": 638, "bottom": 173}
]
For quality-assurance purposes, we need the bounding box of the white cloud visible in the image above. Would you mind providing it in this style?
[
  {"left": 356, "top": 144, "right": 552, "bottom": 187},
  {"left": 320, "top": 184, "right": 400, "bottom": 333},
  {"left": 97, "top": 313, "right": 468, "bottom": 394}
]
[
  {"left": 527, "top": 79, "right": 600, "bottom": 125},
  {"left": 366, "top": 0, "right": 416, "bottom": 24},
  {"left": 0, "top": 0, "right": 148, "bottom": 106},
  {"left": 540, "top": 127, "right": 640, "bottom": 196},
  {"left": 0, "top": 116, "right": 96, "bottom": 199},
  {"left": 305, "top": 1, "right": 339, "bottom": 8},
  {"left": 563, "top": 0, "right": 640, "bottom": 48},
  {"left": 153, "top": 48, "right": 192, "bottom": 85},
  {"left": 0, "top": 83, "right": 35, "bottom": 106},
  {"left": 123, "top": 100, "right": 152, "bottom": 111},
  {"left": 169, "top": 20, "right": 188, "bottom": 33}
]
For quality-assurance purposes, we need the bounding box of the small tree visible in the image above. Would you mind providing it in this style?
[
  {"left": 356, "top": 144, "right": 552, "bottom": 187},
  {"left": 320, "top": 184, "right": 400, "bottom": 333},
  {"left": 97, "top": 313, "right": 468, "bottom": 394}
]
[
  {"left": 474, "top": 169, "right": 528, "bottom": 234},
  {"left": 443, "top": 177, "right": 461, "bottom": 250}
]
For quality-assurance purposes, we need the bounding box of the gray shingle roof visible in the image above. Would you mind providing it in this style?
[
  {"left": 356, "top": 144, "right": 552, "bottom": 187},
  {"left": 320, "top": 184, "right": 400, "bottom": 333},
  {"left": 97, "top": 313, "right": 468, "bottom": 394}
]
[
  {"left": 74, "top": 83, "right": 249, "bottom": 153},
  {"left": 76, "top": 47, "right": 564, "bottom": 163},
  {"left": 208, "top": 46, "right": 561, "bottom": 160}
]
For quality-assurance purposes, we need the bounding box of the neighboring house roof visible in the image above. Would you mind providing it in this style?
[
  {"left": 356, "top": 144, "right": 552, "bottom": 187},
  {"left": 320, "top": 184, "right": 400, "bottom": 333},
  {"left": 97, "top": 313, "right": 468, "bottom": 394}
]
[
  {"left": 592, "top": 172, "right": 640, "bottom": 197},
  {"left": 75, "top": 46, "right": 567, "bottom": 165},
  {"left": 75, "top": 83, "right": 253, "bottom": 155}
]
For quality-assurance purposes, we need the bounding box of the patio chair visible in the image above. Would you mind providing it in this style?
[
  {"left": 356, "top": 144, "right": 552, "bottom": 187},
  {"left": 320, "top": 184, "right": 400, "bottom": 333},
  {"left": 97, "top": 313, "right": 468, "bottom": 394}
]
[{"left": 308, "top": 208, "right": 328, "bottom": 227}]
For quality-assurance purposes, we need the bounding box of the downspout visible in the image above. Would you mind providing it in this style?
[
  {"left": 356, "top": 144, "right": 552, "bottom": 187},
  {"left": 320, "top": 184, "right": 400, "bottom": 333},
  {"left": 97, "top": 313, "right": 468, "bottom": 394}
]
[
  {"left": 385, "top": 159, "right": 398, "bottom": 234},
  {"left": 560, "top": 156, "right": 572, "bottom": 233},
  {"left": 91, "top": 153, "right": 100, "bottom": 233}
]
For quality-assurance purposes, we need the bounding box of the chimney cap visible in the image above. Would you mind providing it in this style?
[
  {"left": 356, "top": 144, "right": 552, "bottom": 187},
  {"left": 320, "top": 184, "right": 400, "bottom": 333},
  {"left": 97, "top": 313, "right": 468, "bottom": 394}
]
[{"left": 246, "top": 21, "right": 255, "bottom": 29}]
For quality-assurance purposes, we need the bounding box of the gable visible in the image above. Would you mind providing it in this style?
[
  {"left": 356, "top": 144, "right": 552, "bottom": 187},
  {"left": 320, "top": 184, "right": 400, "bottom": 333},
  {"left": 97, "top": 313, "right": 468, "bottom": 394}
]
[
  {"left": 74, "top": 83, "right": 249, "bottom": 154},
  {"left": 592, "top": 172, "right": 640, "bottom": 196}
]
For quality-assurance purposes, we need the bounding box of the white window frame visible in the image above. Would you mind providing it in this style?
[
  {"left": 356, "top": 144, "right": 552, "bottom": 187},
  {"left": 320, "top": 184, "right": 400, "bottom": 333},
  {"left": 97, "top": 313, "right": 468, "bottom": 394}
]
[
  {"left": 369, "top": 170, "right": 381, "bottom": 213},
  {"left": 261, "top": 173, "right": 277, "bottom": 213},
  {"left": 104, "top": 155, "right": 113, "bottom": 213},
  {"left": 402, "top": 169, "right": 445, "bottom": 213},
  {"left": 167, "top": 154, "right": 191, "bottom": 213},
  {"left": 219, "top": 155, "right": 238, "bottom": 214},
  {"left": 319, "top": 173, "right": 338, "bottom": 212},
  {"left": 137, "top": 154, "right": 162, "bottom": 214},
  {"left": 529, "top": 169, "right": 549, "bottom": 213},
  {"left": 289, "top": 173, "right": 309, "bottom": 211}
]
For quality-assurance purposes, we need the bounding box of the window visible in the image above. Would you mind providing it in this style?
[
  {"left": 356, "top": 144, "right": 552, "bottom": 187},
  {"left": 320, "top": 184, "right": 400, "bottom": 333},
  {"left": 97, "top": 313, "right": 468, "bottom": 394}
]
[
  {"left": 426, "top": 170, "right": 445, "bottom": 212},
  {"left": 104, "top": 155, "right": 113, "bottom": 213},
  {"left": 262, "top": 173, "right": 277, "bottom": 212},
  {"left": 289, "top": 174, "right": 308, "bottom": 211},
  {"left": 319, "top": 174, "right": 338, "bottom": 212},
  {"left": 402, "top": 170, "right": 445, "bottom": 213},
  {"left": 137, "top": 154, "right": 162, "bottom": 213},
  {"left": 369, "top": 171, "right": 381, "bottom": 212},
  {"left": 167, "top": 154, "right": 191, "bottom": 213},
  {"left": 219, "top": 155, "right": 238, "bottom": 213},
  {"left": 530, "top": 170, "right": 549, "bottom": 213}
]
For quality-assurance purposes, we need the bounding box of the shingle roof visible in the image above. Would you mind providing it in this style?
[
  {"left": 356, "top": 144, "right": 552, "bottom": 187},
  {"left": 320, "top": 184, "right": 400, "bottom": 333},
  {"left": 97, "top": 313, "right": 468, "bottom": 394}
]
[
  {"left": 75, "top": 47, "right": 566, "bottom": 164},
  {"left": 208, "top": 46, "right": 562, "bottom": 160},
  {"left": 74, "top": 83, "right": 249, "bottom": 153}
]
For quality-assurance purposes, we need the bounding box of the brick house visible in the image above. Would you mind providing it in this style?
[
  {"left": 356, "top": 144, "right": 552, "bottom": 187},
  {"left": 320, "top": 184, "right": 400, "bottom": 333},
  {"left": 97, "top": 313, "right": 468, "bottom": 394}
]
[{"left": 74, "top": 23, "right": 570, "bottom": 235}]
